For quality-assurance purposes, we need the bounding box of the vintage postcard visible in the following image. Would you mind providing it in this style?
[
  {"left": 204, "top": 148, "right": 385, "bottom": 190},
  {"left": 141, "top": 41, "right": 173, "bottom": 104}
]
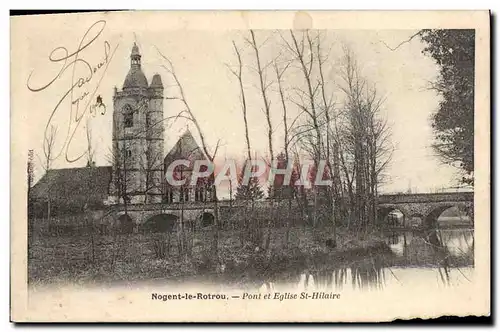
[{"left": 10, "top": 10, "right": 490, "bottom": 322}]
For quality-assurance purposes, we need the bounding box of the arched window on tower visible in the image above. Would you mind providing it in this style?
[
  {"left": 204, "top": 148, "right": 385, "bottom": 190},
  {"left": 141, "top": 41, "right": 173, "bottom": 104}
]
[
  {"left": 180, "top": 187, "right": 189, "bottom": 202},
  {"left": 123, "top": 104, "right": 134, "bottom": 128},
  {"left": 195, "top": 187, "right": 205, "bottom": 202},
  {"left": 163, "top": 186, "right": 174, "bottom": 203}
]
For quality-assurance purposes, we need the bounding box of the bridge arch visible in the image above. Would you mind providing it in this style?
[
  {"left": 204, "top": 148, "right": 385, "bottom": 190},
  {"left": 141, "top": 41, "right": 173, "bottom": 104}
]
[
  {"left": 408, "top": 214, "right": 424, "bottom": 228},
  {"left": 424, "top": 203, "right": 472, "bottom": 228},
  {"left": 142, "top": 214, "right": 178, "bottom": 233},
  {"left": 199, "top": 212, "right": 215, "bottom": 228},
  {"left": 377, "top": 206, "right": 408, "bottom": 227},
  {"left": 117, "top": 213, "right": 135, "bottom": 234}
]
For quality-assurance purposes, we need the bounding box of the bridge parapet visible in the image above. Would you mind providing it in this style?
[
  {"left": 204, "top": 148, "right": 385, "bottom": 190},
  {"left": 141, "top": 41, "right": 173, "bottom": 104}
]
[
  {"left": 378, "top": 192, "right": 473, "bottom": 204},
  {"left": 105, "top": 192, "right": 474, "bottom": 212}
]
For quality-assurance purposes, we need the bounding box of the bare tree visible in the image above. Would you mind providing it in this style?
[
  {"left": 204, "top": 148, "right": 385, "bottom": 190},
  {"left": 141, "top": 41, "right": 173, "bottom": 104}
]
[
  {"left": 108, "top": 117, "right": 131, "bottom": 221},
  {"left": 226, "top": 39, "right": 266, "bottom": 245},
  {"left": 273, "top": 58, "right": 293, "bottom": 167},
  {"left": 85, "top": 119, "right": 96, "bottom": 167},
  {"left": 38, "top": 125, "right": 58, "bottom": 231},
  {"left": 276, "top": 32, "right": 392, "bottom": 238},
  {"left": 364, "top": 87, "right": 393, "bottom": 225},
  {"left": 84, "top": 120, "right": 97, "bottom": 262},
  {"left": 227, "top": 41, "right": 252, "bottom": 161},
  {"left": 280, "top": 30, "right": 326, "bottom": 228},
  {"left": 338, "top": 47, "right": 393, "bottom": 231},
  {"left": 333, "top": 111, "right": 357, "bottom": 226},
  {"left": 140, "top": 140, "right": 164, "bottom": 204},
  {"left": 138, "top": 98, "right": 165, "bottom": 206},
  {"left": 27, "top": 149, "right": 35, "bottom": 258},
  {"left": 339, "top": 47, "right": 369, "bottom": 228},
  {"left": 247, "top": 31, "right": 274, "bottom": 170},
  {"left": 246, "top": 30, "right": 277, "bottom": 251},
  {"left": 272, "top": 56, "right": 297, "bottom": 246},
  {"left": 27, "top": 149, "right": 34, "bottom": 206},
  {"left": 283, "top": 30, "right": 323, "bottom": 163},
  {"left": 227, "top": 40, "right": 264, "bottom": 201},
  {"left": 315, "top": 33, "right": 339, "bottom": 245},
  {"left": 41, "top": 125, "right": 57, "bottom": 172},
  {"left": 156, "top": 47, "right": 222, "bottom": 261}
]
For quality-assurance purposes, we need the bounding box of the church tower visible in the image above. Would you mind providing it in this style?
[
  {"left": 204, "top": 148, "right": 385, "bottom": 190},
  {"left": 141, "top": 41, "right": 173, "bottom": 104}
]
[{"left": 110, "top": 43, "right": 164, "bottom": 204}]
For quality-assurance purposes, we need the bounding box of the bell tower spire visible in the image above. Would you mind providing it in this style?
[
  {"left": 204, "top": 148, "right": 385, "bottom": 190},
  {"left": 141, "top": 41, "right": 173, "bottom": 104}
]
[
  {"left": 109, "top": 42, "right": 165, "bottom": 205},
  {"left": 130, "top": 42, "right": 141, "bottom": 69}
]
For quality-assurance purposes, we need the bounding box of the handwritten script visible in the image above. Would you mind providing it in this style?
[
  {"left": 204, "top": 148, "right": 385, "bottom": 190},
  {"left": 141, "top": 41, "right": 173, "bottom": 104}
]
[{"left": 27, "top": 20, "right": 119, "bottom": 163}]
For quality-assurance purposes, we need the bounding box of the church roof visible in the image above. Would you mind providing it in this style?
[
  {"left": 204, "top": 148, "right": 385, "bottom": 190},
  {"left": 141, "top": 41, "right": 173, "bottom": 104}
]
[
  {"left": 123, "top": 67, "right": 148, "bottom": 89},
  {"left": 30, "top": 166, "right": 112, "bottom": 215},
  {"left": 164, "top": 130, "right": 208, "bottom": 171}
]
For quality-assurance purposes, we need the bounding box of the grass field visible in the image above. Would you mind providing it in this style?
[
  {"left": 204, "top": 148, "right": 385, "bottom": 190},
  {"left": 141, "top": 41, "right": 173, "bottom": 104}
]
[{"left": 28, "top": 226, "right": 389, "bottom": 286}]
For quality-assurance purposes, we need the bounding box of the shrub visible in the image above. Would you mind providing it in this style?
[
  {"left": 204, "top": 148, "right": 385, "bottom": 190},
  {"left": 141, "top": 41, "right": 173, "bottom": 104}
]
[{"left": 152, "top": 236, "right": 168, "bottom": 259}]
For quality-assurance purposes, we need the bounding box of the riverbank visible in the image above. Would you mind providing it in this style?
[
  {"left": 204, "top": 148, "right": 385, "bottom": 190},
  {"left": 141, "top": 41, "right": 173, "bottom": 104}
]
[{"left": 28, "top": 226, "right": 392, "bottom": 286}]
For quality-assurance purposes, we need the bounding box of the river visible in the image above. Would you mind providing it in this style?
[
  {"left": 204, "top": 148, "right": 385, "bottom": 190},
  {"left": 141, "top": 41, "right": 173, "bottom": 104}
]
[
  {"left": 255, "top": 227, "right": 474, "bottom": 294},
  {"left": 26, "top": 227, "right": 478, "bottom": 321}
]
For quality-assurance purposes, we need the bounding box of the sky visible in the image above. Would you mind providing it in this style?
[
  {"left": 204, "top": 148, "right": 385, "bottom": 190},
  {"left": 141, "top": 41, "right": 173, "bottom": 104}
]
[{"left": 12, "top": 13, "right": 466, "bottom": 198}]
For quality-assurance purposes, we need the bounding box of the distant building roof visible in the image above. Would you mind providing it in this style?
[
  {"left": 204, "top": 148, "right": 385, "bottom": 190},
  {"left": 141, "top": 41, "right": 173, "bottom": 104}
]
[
  {"left": 30, "top": 166, "right": 112, "bottom": 215},
  {"left": 164, "top": 130, "right": 208, "bottom": 172}
]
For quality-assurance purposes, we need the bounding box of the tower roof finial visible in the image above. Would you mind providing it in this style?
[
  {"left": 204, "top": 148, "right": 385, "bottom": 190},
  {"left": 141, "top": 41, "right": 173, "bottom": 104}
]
[
  {"left": 123, "top": 41, "right": 147, "bottom": 89},
  {"left": 131, "top": 42, "right": 140, "bottom": 57}
]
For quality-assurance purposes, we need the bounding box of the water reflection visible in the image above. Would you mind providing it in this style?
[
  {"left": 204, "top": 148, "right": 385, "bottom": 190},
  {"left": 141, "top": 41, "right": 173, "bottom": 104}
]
[
  {"left": 264, "top": 228, "right": 474, "bottom": 292},
  {"left": 315, "top": 256, "right": 388, "bottom": 291}
]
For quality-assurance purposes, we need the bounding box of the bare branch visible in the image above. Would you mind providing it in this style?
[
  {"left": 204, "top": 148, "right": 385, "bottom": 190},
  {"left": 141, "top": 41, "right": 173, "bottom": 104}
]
[{"left": 380, "top": 31, "right": 421, "bottom": 51}]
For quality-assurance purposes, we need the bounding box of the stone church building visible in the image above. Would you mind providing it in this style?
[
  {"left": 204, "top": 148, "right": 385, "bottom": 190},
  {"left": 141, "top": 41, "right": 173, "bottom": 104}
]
[{"left": 30, "top": 43, "right": 215, "bottom": 233}]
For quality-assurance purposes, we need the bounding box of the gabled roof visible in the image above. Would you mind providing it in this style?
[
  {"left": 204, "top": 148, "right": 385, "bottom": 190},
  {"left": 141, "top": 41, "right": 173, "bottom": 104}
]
[
  {"left": 30, "top": 166, "right": 112, "bottom": 213},
  {"left": 164, "top": 130, "right": 208, "bottom": 170}
]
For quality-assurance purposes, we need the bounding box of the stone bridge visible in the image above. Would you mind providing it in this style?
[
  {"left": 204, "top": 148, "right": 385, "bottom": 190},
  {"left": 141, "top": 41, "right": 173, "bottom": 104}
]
[
  {"left": 100, "top": 202, "right": 217, "bottom": 233},
  {"left": 377, "top": 192, "right": 474, "bottom": 228},
  {"left": 100, "top": 191, "right": 474, "bottom": 231}
]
